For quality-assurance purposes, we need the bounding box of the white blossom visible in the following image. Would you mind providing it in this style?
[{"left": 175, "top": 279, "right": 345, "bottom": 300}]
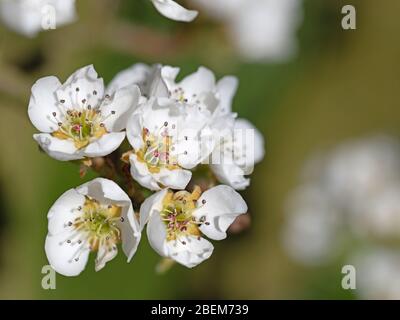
[
  {"left": 45, "top": 178, "right": 141, "bottom": 276},
  {"left": 140, "top": 185, "right": 247, "bottom": 268},
  {"left": 28, "top": 65, "right": 141, "bottom": 161},
  {"left": 126, "top": 97, "right": 214, "bottom": 191}
]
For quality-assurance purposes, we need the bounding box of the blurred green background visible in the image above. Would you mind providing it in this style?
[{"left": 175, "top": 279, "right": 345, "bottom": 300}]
[{"left": 0, "top": 0, "right": 399, "bottom": 299}]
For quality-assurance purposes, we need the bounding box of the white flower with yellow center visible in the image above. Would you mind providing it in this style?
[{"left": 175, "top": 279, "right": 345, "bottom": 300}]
[
  {"left": 107, "top": 64, "right": 238, "bottom": 119},
  {"left": 0, "top": 0, "right": 77, "bottom": 37},
  {"left": 45, "top": 178, "right": 141, "bottom": 276},
  {"left": 28, "top": 65, "right": 141, "bottom": 161},
  {"left": 140, "top": 185, "right": 247, "bottom": 268},
  {"left": 150, "top": 0, "right": 198, "bottom": 22},
  {"left": 159, "top": 65, "right": 238, "bottom": 118},
  {"left": 126, "top": 98, "right": 214, "bottom": 191}
]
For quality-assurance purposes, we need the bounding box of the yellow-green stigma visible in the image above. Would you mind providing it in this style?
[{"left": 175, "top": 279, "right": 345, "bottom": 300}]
[
  {"left": 161, "top": 186, "right": 207, "bottom": 242},
  {"left": 70, "top": 197, "right": 123, "bottom": 252},
  {"left": 136, "top": 125, "right": 181, "bottom": 174},
  {"left": 51, "top": 107, "right": 113, "bottom": 149}
]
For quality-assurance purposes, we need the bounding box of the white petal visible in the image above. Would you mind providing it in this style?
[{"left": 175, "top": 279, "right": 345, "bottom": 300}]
[
  {"left": 146, "top": 210, "right": 169, "bottom": 257},
  {"left": 179, "top": 66, "right": 216, "bottom": 97},
  {"left": 118, "top": 206, "right": 141, "bottom": 262},
  {"left": 147, "top": 65, "right": 169, "bottom": 98},
  {"left": 161, "top": 65, "right": 180, "bottom": 88},
  {"left": 83, "top": 132, "right": 126, "bottom": 158},
  {"left": 139, "top": 189, "right": 168, "bottom": 229},
  {"left": 129, "top": 154, "right": 162, "bottom": 191},
  {"left": 56, "top": 65, "right": 104, "bottom": 110},
  {"left": 216, "top": 76, "right": 238, "bottom": 115},
  {"left": 95, "top": 243, "right": 118, "bottom": 272},
  {"left": 193, "top": 185, "right": 248, "bottom": 240},
  {"left": 47, "top": 188, "right": 85, "bottom": 235},
  {"left": 107, "top": 63, "right": 151, "bottom": 94},
  {"left": 156, "top": 168, "right": 192, "bottom": 190},
  {"left": 33, "top": 133, "right": 82, "bottom": 161},
  {"left": 165, "top": 236, "right": 214, "bottom": 268},
  {"left": 100, "top": 85, "right": 141, "bottom": 132},
  {"left": 234, "top": 118, "right": 265, "bottom": 165},
  {"left": 126, "top": 111, "right": 144, "bottom": 150},
  {"left": 45, "top": 233, "right": 90, "bottom": 277},
  {"left": 28, "top": 76, "right": 62, "bottom": 133},
  {"left": 151, "top": 0, "right": 198, "bottom": 22},
  {"left": 76, "top": 177, "right": 131, "bottom": 203},
  {"left": 176, "top": 126, "right": 215, "bottom": 169},
  {"left": 210, "top": 163, "right": 250, "bottom": 190}
]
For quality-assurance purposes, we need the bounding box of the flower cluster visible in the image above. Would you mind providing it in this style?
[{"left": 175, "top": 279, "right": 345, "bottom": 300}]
[{"left": 28, "top": 64, "right": 264, "bottom": 276}]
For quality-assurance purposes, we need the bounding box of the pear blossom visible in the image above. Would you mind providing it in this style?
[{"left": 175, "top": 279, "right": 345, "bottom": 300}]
[
  {"left": 28, "top": 65, "right": 141, "bottom": 161},
  {"left": 110, "top": 63, "right": 238, "bottom": 118},
  {"left": 158, "top": 65, "right": 238, "bottom": 119},
  {"left": 150, "top": 0, "right": 198, "bottom": 22},
  {"left": 191, "top": 0, "right": 303, "bottom": 62},
  {"left": 45, "top": 178, "right": 141, "bottom": 276},
  {"left": 126, "top": 97, "right": 214, "bottom": 191},
  {"left": 114, "top": 63, "right": 265, "bottom": 189},
  {"left": 0, "top": 0, "right": 77, "bottom": 37},
  {"left": 140, "top": 185, "right": 247, "bottom": 268}
]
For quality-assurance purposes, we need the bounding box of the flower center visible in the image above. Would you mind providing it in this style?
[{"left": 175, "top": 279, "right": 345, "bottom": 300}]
[
  {"left": 51, "top": 108, "right": 109, "bottom": 149},
  {"left": 169, "top": 87, "right": 187, "bottom": 103},
  {"left": 136, "top": 126, "right": 180, "bottom": 173},
  {"left": 160, "top": 187, "right": 204, "bottom": 241},
  {"left": 71, "top": 197, "right": 123, "bottom": 251}
]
